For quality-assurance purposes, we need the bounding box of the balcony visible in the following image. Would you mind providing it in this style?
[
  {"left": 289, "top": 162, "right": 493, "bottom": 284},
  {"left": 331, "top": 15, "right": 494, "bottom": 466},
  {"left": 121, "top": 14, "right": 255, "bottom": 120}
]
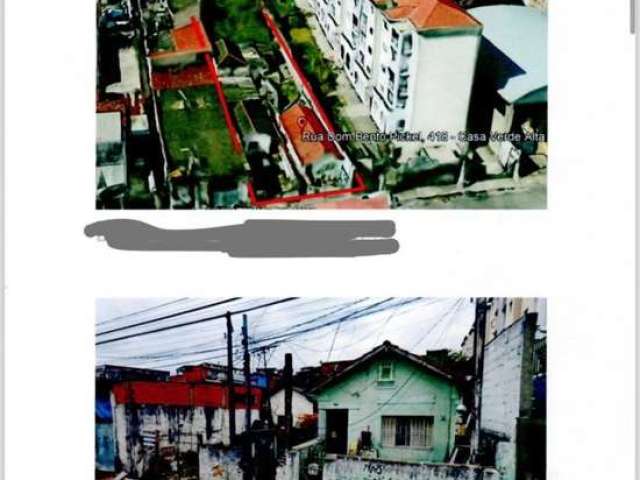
[{"left": 373, "top": 86, "right": 393, "bottom": 113}]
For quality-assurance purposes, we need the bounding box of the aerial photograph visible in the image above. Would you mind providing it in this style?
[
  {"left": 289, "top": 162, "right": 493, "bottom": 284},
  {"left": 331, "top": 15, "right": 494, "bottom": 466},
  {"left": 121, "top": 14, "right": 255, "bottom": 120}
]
[
  {"left": 96, "top": 0, "right": 547, "bottom": 209},
  {"left": 96, "top": 297, "right": 546, "bottom": 480}
]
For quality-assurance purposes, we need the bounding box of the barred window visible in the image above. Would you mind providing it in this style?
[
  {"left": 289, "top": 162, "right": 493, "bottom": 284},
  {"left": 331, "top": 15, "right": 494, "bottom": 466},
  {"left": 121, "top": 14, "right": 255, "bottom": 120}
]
[{"left": 381, "top": 416, "right": 433, "bottom": 448}]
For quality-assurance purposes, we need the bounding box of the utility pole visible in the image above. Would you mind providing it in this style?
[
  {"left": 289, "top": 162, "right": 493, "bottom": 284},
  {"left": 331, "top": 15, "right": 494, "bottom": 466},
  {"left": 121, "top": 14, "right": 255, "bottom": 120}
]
[
  {"left": 226, "top": 311, "right": 236, "bottom": 445},
  {"left": 242, "top": 314, "right": 253, "bottom": 480},
  {"left": 259, "top": 347, "right": 274, "bottom": 429},
  {"left": 283, "top": 353, "right": 293, "bottom": 449}
]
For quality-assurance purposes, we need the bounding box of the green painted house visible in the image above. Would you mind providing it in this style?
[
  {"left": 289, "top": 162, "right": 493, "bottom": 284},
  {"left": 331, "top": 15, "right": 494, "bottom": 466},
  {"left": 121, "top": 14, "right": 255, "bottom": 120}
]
[{"left": 311, "top": 341, "right": 460, "bottom": 464}]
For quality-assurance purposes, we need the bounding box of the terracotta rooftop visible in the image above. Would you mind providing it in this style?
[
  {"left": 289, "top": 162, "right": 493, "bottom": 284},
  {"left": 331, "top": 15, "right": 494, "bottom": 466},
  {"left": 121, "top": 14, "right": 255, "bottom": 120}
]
[
  {"left": 280, "top": 103, "right": 341, "bottom": 166},
  {"left": 150, "top": 17, "right": 212, "bottom": 59},
  {"left": 382, "top": 0, "right": 480, "bottom": 30}
]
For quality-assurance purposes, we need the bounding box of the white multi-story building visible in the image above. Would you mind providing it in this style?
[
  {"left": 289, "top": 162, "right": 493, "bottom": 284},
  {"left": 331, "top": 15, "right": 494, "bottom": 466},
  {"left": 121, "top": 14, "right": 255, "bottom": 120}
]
[{"left": 314, "top": 0, "right": 482, "bottom": 145}]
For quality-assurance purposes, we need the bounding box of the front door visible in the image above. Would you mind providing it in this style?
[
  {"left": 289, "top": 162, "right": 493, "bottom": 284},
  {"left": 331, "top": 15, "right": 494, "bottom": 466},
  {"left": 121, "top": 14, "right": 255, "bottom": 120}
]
[{"left": 325, "top": 409, "right": 348, "bottom": 454}]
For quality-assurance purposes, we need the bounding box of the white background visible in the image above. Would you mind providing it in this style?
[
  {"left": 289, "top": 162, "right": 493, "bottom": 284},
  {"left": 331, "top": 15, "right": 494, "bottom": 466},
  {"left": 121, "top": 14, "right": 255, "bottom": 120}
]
[{"left": 4, "top": 0, "right": 637, "bottom": 478}]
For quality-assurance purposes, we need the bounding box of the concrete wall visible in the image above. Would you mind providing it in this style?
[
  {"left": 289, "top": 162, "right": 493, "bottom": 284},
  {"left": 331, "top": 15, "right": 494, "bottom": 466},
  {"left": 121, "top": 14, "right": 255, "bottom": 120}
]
[
  {"left": 480, "top": 314, "right": 536, "bottom": 480},
  {"left": 199, "top": 447, "right": 244, "bottom": 480},
  {"left": 407, "top": 31, "right": 481, "bottom": 144},
  {"left": 113, "top": 402, "right": 258, "bottom": 477},
  {"left": 316, "top": 356, "right": 459, "bottom": 463},
  {"left": 323, "top": 457, "right": 499, "bottom": 480},
  {"left": 275, "top": 449, "right": 301, "bottom": 480}
]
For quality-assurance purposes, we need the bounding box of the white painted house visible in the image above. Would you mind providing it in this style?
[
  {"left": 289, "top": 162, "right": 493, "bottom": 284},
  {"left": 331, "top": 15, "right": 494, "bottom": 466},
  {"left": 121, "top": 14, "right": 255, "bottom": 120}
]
[
  {"left": 270, "top": 388, "right": 316, "bottom": 428},
  {"left": 313, "top": 0, "right": 482, "bottom": 145}
]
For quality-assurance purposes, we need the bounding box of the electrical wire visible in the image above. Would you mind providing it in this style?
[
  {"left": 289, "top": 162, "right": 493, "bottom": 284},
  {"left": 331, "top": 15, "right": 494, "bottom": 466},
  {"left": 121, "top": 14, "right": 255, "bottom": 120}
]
[
  {"left": 96, "top": 297, "right": 242, "bottom": 336},
  {"left": 96, "top": 297, "right": 299, "bottom": 346}
]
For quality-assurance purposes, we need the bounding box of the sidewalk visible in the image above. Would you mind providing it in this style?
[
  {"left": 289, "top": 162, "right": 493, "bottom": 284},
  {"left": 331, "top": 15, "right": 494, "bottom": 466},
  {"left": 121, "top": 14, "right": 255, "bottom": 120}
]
[{"left": 397, "top": 170, "right": 548, "bottom": 209}]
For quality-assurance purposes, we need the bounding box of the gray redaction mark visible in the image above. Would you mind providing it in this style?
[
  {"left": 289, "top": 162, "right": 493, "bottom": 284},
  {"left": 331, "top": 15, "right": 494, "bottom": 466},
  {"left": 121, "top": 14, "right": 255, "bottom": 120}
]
[{"left": 84, "top": 220, "right": 399, "bottom": 257}]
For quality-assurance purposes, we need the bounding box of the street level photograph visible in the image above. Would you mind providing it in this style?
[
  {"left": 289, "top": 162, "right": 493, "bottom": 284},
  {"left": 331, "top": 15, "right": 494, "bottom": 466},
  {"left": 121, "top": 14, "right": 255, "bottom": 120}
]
[
  {"left": 96, "top": 297, "right": 547, "bottom": 479},
  {"left": 96, "top": 0, "right": 547, "bottom": 209}
]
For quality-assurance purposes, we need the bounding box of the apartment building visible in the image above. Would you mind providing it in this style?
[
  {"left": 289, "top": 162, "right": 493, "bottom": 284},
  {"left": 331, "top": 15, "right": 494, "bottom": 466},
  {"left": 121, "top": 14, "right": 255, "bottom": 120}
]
[{"left": 314, "top": 0, "right": 482, "bottom": 144}]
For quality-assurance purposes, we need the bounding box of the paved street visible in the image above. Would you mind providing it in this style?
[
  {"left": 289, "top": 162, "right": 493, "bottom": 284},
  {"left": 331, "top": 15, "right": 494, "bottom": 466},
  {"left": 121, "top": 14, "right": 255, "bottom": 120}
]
[{"left": 398, "top": 171, "right": 547, "bottom": 209}]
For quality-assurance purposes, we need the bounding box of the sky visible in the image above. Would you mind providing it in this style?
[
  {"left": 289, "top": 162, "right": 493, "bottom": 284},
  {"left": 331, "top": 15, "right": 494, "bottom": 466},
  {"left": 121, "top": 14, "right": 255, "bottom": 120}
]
[{"left": 96, "top": 297, "right": 476, "bottom": 373}]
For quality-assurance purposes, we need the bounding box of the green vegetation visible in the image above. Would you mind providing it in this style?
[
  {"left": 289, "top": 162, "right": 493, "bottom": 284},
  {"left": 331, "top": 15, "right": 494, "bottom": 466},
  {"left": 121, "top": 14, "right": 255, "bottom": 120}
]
[
  {"left": 159, "top": 86, "right": 245, "bottom": 178},
  {"left": 168, "top": 0, "right": 199, "bottom": 12},
  {"left": 280, "top": 78, "right": 300, "bottom": 105},
  {"left": 220, "top": 84, "right": 260, "bottom": 103},
  {"left": 201, "top": 0, "right": 272, "bottom": 46},
  {"left": 265, "top": 0, "right": 338, "bottom": 99},
  {"left": 290, "top": 27, "right": 313, "bottom": 44},
  {"left": 169, "top": 0, "right": 198, "bottom": 13}
]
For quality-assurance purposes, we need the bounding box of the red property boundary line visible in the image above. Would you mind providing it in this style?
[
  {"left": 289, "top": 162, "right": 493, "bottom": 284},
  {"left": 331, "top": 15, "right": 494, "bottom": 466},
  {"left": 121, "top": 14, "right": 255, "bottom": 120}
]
[
  {"left": 247, "top": 9, "right": 367, "bottom": 207},
  {"left": 261, "top": 8, "right": 337, "bottom": 135},
  {"left": 191, "top": 16, "right": 243, "bottom": 154},
  {"left": 247, "top": 172, "right": 367, "bottom": 207}
]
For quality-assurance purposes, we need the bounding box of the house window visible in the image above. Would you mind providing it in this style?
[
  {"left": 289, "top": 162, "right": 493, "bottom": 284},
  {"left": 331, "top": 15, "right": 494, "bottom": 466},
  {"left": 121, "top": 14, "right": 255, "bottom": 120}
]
[
  {"left": 382, "top": 416, "right": 433, "bottom": 448},
  {"left": 378, "top": 361, "right": 394, "bottom": 382}
]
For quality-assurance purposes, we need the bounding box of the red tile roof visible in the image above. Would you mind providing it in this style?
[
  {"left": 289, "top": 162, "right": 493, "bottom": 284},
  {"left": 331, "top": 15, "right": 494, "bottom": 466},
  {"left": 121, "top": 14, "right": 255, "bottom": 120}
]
[
  {"left": 280, "top": 103, "right": 341, "bottom": 166},
  {"left": 383, "top": 0, "right": 480, "bottom": 30},
  {"left": 150, "top": 17, "right": 212, "bottom": 59}
]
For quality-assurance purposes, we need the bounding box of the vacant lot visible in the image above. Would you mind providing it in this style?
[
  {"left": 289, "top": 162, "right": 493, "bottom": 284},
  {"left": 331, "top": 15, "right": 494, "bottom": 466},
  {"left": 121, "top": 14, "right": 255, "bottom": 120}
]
[{"left": 159, "top": 86, "right": 245, "bottom": 178}]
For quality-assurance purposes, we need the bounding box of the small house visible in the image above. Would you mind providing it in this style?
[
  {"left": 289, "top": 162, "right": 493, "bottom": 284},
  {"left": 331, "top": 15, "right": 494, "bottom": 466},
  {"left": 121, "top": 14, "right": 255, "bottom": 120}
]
[
  {"left": 279, "top": 102, "right": 354, "bottom": 189},
  {"left": 269, "top": 387, "right": 316, "bottom": 428},
  {"left": 311, "top": 341, "right": 460, "bottom": 463}
]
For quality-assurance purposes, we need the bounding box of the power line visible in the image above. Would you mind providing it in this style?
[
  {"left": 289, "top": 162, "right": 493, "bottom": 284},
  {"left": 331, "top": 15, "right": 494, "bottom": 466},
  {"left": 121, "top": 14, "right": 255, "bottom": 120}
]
[
  {"left": 139, "top": 299, "right": 402, "bottom": 369},
  {"left": 96, "top": 298, "right": 190, "bottom": 326},
  {"left": 432, "top": 299, "right": 465, "bottom": 348},
  {"left": 164, "top": 299, "right": 382, "bottom": 361},
  {"left": 99, "top": 299, "right": 368, "bottom": 363},
  {"left": 326, "top": 316, "right": 344, "bottom": 362},
  {"left": 96, "top": 299, "right": 272, "bottom": 356},
  {"left": 253, "top": 298, "right": 421, "bottom": 348},
  {"left": 96, "top": 297, "right": 242, "bottom": 336},
  {"left": 96, "top": 298, "right": 299, "bottom": 346},
  {"left": 97, "top": 298, "right": 459, "bottom": 372},
  {"left": 410, "top": 299, "right": 463, "bottom": 351}
]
